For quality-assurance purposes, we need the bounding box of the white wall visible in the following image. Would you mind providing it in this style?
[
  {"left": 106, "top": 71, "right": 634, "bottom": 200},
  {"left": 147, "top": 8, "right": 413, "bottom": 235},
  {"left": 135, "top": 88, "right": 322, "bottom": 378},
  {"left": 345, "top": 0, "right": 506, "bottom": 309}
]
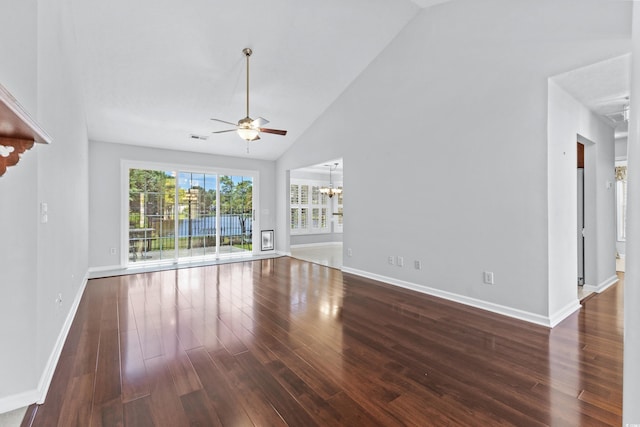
[
  {"left": 616, "top": 137, "right": 628, "bottom": 160},
  {"left": 277, "top": 0, "right": 630, "bottom": 325},
  {"left": 0, "top": 0, "right": 39, "bottom": 407},
  {"left": 35, "top": 0, "right": 90, "bottom": 399},
  {"left": 547, "top": 80, "right": 616, "bottom": 318},
  {"left": 624, "top": 4, "right": 640, "bottom": 423},
  {"left": 0, "top": 0, "right": 90, "bottom": 412},
  {"left": 88, "top": 140, "right": 277, "bottom": 269}
]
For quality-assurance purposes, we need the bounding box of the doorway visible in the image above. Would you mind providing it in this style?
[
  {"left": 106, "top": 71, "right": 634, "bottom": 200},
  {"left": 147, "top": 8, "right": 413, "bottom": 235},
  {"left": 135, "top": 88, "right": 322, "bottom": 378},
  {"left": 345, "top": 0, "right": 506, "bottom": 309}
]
[
  {"left": 577, "top": 142, "right": 585, "bottom": 286},
  {"left": 289, "top": 159, "right": 344, "bottom": 269},
  {"left": 127, "top": 166, "right": 255, "bottom": 265}
]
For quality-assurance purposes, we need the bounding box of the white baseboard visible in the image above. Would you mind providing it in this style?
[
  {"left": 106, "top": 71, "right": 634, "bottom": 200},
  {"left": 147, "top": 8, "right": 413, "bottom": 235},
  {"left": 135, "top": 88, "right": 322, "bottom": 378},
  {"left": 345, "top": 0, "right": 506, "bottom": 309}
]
[
  {"left": 341, "top": 267, "right": 562, "bottom": 328},
  {"left": 583, "top": 274, "right": 619, "bottom": 294},
  {"left": 88, "top": 264, "right": 122, "bottom": 274},
  {"left": 290, "top": 242, "right": 342, "bottom": 249},
  {"left": 0, "top": 272, "right": 89, "bottom": 414},
  {"left": 0, "top": 389, "right": 40, "bottom": 414},
  {"left": 36, "top": 272, "right": 89, "bottom": 404},
  {"left": 549, "top": 300, "right": 582, "bottom": 327}
]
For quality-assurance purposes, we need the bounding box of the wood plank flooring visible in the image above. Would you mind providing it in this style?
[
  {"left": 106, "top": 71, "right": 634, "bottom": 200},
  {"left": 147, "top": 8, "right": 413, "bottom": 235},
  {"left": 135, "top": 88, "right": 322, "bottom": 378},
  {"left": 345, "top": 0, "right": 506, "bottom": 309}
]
[{"left": 24, "top": 258, "right": 623, "bottom": 426}]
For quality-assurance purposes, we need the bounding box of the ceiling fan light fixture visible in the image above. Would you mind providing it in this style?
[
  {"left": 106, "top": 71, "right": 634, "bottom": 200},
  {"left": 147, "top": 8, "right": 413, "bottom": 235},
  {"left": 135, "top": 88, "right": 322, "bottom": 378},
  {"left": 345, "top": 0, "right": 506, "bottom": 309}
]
[
  {"left": 210, "top": 48, "right": 287, "bottom": 150},
  {"left": 237, "top": 127, "right": 260, "bottom": 141}
]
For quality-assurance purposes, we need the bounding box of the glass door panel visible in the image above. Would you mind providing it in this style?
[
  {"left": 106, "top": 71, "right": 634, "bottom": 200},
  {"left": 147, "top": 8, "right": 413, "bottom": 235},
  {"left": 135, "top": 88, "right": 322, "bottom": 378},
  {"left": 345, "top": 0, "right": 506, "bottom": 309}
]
[
  {"left": 178, "top": 172, "right": 217, "bottom": 259},
  {"left": 219, "top": 175, "right": 253, "bottom": 255},
  {"left": 128, "top": 169, "right": 176, "bottom": 263}
]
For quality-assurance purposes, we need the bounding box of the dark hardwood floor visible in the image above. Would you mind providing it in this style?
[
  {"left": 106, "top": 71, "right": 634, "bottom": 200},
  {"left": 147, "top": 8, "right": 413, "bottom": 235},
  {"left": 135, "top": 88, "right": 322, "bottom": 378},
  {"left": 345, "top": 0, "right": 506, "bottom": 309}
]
[{"left": 24, "top": 258, "right": 623, "bottom": 426}]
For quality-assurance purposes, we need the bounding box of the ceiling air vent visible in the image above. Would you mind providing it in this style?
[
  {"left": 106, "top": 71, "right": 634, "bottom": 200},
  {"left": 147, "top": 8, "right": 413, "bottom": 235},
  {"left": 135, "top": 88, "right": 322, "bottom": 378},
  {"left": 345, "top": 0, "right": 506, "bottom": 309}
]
[{"left": 190, "top": 134, "right": 209, "bottom": 141}]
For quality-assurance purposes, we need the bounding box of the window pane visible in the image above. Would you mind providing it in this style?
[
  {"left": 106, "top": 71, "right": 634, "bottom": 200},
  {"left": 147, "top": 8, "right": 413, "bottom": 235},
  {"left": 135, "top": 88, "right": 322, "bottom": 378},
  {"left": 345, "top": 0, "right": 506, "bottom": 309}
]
[
  {"left": 129, "top": 169, "right": 175, "bottom": 263},
  {"left": 291, "top": 208, "right": 299, "bottom": 229},
  {"left": 219, "top": 175, "right": 253, "bottom": 254},
  {"left": 321, "top": 208, "right": 327, "bottom": 228},
  {"left": 300, "top": 185, "right": 309, "bottom": 204},
  {"left": 312, "top": 208, "right": 319, "bottom": 228},
  {"left": 312, "top": 186, "right": 319, "bottom": 204},
  {"left": 301, "top": 208, "right": 308, "bottom": 229},
  {"left": 290, "top": 184, "right": 299, "bottom": 204}
]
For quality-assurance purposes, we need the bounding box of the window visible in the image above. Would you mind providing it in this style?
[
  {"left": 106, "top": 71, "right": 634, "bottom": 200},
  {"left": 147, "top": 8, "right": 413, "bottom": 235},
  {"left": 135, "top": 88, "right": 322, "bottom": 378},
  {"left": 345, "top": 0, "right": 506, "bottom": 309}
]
[
  {"left": 290, "top": 179, "right": 341, "bottom": 234},
  {"left": 127, "top": 166, "right": 254, "bottom": 264},
  {"left": 335, "top": 186, "right": 344, "bottom": 233}
]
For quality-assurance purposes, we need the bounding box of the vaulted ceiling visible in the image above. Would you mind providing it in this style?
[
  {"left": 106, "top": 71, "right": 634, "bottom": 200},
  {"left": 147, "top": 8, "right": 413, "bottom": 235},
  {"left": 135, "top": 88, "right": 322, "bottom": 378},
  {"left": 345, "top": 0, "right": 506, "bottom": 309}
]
[
  {"left": 70, "top": 0, "right": 426, "bottom": 160},
  {"left": 68, "top": 0, "right": 628, "bottom": 162}
]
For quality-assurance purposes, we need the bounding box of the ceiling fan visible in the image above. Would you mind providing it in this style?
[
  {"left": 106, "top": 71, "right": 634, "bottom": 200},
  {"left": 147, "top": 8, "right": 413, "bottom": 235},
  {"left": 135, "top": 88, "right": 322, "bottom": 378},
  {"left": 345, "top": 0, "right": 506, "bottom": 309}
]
[{"left": 211, "top": 48, "right": 287, "bottom": 148}]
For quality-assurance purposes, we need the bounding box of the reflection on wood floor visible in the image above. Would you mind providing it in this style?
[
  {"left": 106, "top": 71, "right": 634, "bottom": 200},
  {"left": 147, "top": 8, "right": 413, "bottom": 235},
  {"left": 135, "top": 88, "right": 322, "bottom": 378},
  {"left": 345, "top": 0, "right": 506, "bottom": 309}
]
[
  {"left": 25, "top": 259, "right": 623, "bottom": 426},
  {"left": 290, "top": 243, "right": 342, "bottom": 269}
]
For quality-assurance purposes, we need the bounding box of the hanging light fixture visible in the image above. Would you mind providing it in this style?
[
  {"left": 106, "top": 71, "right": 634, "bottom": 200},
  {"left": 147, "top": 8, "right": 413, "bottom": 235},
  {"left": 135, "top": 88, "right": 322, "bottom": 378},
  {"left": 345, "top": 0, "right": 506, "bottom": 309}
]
[{"left": 319, "top": 163, "right": 342, "bottom": 198}]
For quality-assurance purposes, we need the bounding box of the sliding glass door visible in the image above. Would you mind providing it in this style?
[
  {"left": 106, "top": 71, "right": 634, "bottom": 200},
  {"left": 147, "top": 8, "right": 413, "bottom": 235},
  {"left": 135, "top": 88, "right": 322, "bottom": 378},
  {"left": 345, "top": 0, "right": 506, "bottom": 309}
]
[
  {"left": 127, "top": 166, "right": 254, "bottom": 265},
  {"left": 177, "top": 172, "right": 218, "bottom": 258}
]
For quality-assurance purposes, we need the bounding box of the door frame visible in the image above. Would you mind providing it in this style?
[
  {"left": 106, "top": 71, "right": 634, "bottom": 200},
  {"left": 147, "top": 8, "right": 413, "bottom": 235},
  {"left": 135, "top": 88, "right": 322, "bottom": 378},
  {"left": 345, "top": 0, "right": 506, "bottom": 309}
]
[{"left": 121, "top": 160, "right": 259, "bottom": 267}]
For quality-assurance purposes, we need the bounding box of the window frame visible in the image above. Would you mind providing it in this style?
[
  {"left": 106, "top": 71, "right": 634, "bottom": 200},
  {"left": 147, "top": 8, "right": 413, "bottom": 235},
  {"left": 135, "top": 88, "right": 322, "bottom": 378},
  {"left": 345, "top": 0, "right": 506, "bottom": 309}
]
[
  {"left": 290, "top": 178, "right": 334, "bottom": 235},
  {"left": 122, "top": 160, "right": 259, "bottom": 266}
]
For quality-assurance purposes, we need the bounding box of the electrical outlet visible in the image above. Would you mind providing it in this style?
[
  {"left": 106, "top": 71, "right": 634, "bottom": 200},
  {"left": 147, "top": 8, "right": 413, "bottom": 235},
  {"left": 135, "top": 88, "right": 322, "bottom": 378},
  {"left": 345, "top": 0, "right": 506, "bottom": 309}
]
[
  {"left": 414, "top": 260, "right": 422, "bottom": 270},
  {"left": 40, "top": 202, "right": 48, "bottom": 223},
  {"left": 483, "top": 271, "right": 495, "bottom": 285},
  {"left": 347, "top": 248, "right": 353, "bottom": 257},
  {"left": 55, "top": 293, "right": 63, "bottom": 306},
  {"left": 397, "top": 256, "right": 404, "bottom": 267},
  {"left": 388, "top": 256, "right": 395, "bottom": 265},
  {"left": 110, "top": 247, "right": 117, "bottom": 255}
]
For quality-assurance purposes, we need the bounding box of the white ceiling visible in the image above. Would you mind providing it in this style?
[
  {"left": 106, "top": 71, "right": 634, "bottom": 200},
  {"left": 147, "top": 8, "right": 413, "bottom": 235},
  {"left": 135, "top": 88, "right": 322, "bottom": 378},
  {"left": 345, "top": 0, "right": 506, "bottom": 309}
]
[
  {"left": 553, "top": 54, "right": 631, "bottom": 140},
  {"left": 68, "top": 0, "right": 628, "bottom": 162},
  {"left": 70, "top": 0, "right": 420, "bottom": 160}
]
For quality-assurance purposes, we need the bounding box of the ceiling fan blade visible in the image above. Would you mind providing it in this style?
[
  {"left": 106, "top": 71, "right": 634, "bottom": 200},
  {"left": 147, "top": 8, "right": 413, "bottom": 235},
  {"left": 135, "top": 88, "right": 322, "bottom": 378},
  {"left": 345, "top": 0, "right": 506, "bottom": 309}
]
[
  {"left": 212, "top": 129, "right": 237, "bottom": 134},
  {"left": 211, "top": 118, "right": 238, "bottom": 126},
  {"left": 259, "top": 128, "right": 287, "bottom": 136},
  {"left": 252, "top": 117, "right": 269, "bottom": 127}
]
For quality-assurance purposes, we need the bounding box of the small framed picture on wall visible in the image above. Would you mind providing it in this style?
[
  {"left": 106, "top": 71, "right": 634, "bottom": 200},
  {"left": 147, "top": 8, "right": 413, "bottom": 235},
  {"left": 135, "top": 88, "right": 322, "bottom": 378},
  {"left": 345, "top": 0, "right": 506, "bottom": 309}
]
[{"left": 261, "top": 230, "right": 274, "bottom": 251}]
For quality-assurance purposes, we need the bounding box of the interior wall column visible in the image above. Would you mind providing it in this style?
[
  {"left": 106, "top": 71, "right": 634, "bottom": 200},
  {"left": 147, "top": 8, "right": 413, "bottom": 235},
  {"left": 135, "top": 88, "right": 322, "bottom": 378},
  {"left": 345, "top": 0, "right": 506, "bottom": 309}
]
[{"left": 624, "top": 2, "right": 640, "bottom": 424}]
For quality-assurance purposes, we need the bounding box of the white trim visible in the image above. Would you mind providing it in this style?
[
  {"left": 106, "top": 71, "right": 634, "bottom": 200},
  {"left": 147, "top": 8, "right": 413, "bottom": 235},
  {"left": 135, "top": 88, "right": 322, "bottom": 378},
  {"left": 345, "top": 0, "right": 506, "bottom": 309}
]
[
  {"left": 290, "top": 242, "right": 342, "bottom": 249},
  {"left": 88, "top": 254, "right": 283, "bottom": 279},
  {"left": 0, "top": 272, "right": 89, "bottom": 413},
  {"left": 549, "top": 300, "right": 582, "bottom": 327},
  {"left": 0, "top": 389, "right": 40, "bottom": 414},
  {"left": 36, "top": 272, "right": 89, "bottom": 404},
  {"left": 88, "top": 264, "right": 122, "bottom": 274},
  {"left": 583, "top": 274, "right": 619, "bottom": 293},
  {"left": 341, "top": 267, "right": 560, "bottom": 328},
  {"left": 277, "top": 250, "right": 292, "bottom": 257}
]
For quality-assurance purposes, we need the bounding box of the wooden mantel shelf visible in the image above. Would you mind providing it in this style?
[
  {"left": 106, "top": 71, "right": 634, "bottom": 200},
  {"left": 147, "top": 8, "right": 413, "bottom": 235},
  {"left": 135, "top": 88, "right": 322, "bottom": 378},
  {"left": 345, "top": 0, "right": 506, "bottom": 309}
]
[{"left": 0, "top": 83, "right": 51, "bottom": 177}]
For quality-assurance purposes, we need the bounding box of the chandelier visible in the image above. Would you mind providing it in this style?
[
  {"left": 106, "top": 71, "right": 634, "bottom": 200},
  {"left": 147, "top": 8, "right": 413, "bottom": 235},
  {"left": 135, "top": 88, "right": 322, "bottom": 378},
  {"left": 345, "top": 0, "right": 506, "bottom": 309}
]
[{"left": 319, "top": 163, "right": 342, "bottom": 198}]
